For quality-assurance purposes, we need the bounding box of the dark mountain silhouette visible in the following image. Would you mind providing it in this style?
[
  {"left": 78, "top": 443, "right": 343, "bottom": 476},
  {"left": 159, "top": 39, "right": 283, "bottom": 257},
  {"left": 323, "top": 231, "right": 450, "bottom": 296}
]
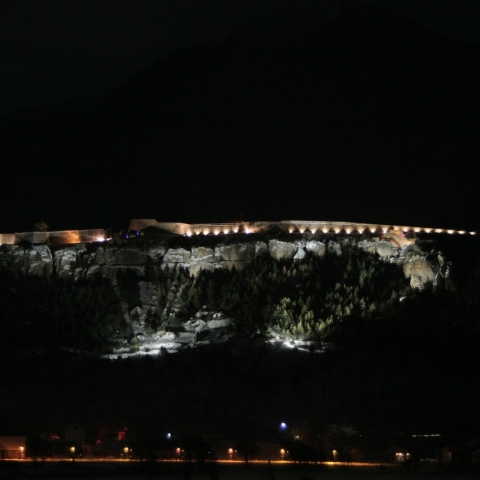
[{"left": 2, "top": 0, "right": 479, "bottom": 232}]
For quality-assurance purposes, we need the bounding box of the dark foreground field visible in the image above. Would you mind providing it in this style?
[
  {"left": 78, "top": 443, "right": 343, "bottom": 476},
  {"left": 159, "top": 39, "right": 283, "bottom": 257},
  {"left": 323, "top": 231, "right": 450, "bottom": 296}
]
[{"left": 0, "top": 462, "right": 475, "bottom": 480}]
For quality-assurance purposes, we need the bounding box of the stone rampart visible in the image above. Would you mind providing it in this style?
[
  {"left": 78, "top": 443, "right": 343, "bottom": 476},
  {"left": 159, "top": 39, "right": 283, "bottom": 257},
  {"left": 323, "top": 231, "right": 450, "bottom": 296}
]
[
  {"left": 0, "top": 229, "right": 107, "bottom": 246},
  {"left": 135, "top": 219, "right": 476, "bottom": 237},
  {"left": 1, "top": 219, "right": 476, "bottom": 247}
]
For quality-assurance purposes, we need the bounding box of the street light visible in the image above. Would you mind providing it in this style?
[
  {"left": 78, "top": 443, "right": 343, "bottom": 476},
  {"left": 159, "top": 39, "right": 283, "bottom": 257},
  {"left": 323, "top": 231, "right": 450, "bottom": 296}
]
[
  {"left": 332, "top": 449, "right": 337, "bottom": 461},
  {"left": 280, "top": 448, "right": 286, "bottom": 460},
  {"left": 228, "top": 448, "right": 233, "bottom": 460},
  {"left": 280, "top": 422, "right": 287, "bottom": 431}
]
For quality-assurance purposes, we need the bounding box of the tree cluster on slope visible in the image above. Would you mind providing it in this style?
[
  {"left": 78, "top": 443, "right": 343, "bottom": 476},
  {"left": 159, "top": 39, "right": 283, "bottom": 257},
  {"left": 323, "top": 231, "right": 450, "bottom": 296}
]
[
  {"left": 148, "top": 244, "right": 407, "bottom": 340},
  {"left": 0, "top": 270, "right": 123, "bottom": 353}
]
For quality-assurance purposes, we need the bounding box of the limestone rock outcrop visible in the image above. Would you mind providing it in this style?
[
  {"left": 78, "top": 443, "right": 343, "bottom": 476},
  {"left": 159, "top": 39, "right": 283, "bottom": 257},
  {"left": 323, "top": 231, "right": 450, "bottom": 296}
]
[
  {"left": 328, "top": 241, "right": 342, "bottom": 256},
  {"left": 147, "top": 245, "right": 166, "bottom": 262},
  {"left": 294, "top": 248, "right": 306, "bottom": 262},
  {"left": 0, "top": 245, "right": 54, "bottom": 277},
  {"left": 214, "top": 243, "right": 256, "bottom": 270},
  {"left": 306, "top": 241, "right": 326, "bottom": 257},
  {"left": 403, "top": 256, "right": 436, "bottom": 290},
  {"left": 162, "top": 248, "right": 191, "bottom": 270},
  {"left": 0, "top": 233, "right": 451, "bottom": 308},
  {"left": 269, "top": 240, "right": 297, "bottom": 261},
  {"left": 190, "top": 247, "right": 215, "bottom": 276},
  {"left": 358, "top": 240, "right": 399, "bottom": 260},
  {"left": 54, "top": 247, "right": 78, "bottom": 278}
]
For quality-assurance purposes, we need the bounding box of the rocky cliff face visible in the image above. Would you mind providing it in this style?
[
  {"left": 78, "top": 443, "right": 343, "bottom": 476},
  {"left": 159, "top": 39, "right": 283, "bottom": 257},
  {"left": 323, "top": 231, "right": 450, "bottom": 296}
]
[
  {"left": 1, "top": 236, "right": 445, "bottom": 279},
  {"left": 0, "top": 236, "right": 448, "bottom": 300},
  {"left": 0, "top": 235, "right": 450, "bottom": 355}
]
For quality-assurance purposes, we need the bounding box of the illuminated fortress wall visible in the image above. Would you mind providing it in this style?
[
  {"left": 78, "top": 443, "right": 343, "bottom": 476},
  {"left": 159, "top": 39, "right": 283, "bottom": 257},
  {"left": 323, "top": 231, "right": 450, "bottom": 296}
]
[
  {"left": 1, "top": 220, "right": 476, "bottom": 247},
  {"left": 131, "top": 219, "right": 476, "bottom": 238},
  {"left": 0, "top": 229, "right": 107, "bottom": 246}
]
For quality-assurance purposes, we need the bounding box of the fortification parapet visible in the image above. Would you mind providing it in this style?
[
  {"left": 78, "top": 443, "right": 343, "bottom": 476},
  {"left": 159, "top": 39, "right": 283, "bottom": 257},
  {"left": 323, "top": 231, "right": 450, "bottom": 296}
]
[
  {"left": 0, "top": 229, "right": 107, "bottom": 246},
  {"left": 130, "top": 219, "right": 476, "bottom": 238}
]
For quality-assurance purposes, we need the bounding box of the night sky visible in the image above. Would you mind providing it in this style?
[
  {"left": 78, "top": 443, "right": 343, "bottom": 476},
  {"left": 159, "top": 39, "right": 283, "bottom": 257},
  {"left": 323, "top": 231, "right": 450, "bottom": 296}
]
[{"left": 1, "top": 0, "right": 479, "bottom": 232}]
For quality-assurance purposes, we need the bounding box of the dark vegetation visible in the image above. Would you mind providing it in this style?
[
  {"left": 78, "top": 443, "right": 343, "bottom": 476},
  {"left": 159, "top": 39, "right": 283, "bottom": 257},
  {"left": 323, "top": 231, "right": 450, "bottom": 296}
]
[
  {"left": 1, "top": 234, "right": 480, "bottom": 443},
  {"left": 2, "top": 316, "right": 480, "bottom": 442},
  {"left": 0, "top": 271, "right": 123, "bottom": 353}
]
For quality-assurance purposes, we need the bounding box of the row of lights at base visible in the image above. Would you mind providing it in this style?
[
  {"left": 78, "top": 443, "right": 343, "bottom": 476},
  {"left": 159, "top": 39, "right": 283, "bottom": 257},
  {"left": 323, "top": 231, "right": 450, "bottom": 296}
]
[
  {"left": 184, "top": 228, "right": 477, "bottom": 237},
  {"left": 185, "top": 228, "right": 252, "bottom": 236}
]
